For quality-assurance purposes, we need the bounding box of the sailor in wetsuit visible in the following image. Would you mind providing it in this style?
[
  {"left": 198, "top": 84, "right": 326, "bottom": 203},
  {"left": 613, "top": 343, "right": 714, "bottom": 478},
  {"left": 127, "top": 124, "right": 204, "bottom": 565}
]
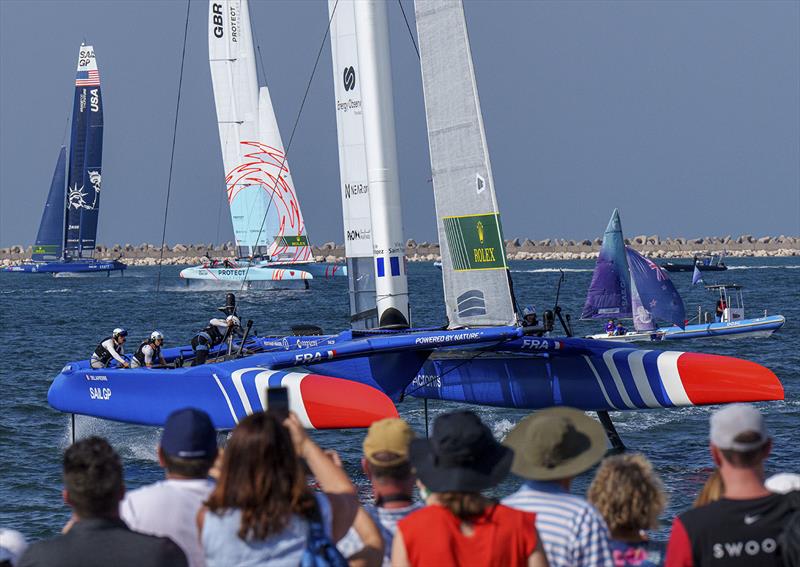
[
  {"left": 90, "top": 328, "right": 130, "bottom": 369},
  {"left": 614, "top": 322, "right": 628, "bottom": 336},
  {"left": 605, "top": 319, "right": 616, "bottom": 335},
  {"left": 190, "top": 315, "right": 241, "bottom": 366},
  {"left": 130, "top": 331, "right": 167, "bottom": 368}
]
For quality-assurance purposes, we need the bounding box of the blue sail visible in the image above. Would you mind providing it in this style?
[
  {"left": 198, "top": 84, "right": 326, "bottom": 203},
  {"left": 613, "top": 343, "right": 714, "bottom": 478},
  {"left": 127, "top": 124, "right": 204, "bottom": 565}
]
[
  {"left": 65, "top": 45, "right": 103, "bottom": 258},
  {"left": 32, "top": 147, "right": 67, "bottom": 261},
  {"left": 581, "top": 209, "right": 632, "bottom": 319},
  {"left": 626, "top": 246, "right": 686, "bottom": 328}
]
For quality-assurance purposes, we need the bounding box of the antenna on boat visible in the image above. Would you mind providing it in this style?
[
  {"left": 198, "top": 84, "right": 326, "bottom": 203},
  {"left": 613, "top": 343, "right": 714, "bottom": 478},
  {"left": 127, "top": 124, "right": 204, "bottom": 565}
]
[{"left": 552, "top": 270, "right": 574, "bottom": 337}]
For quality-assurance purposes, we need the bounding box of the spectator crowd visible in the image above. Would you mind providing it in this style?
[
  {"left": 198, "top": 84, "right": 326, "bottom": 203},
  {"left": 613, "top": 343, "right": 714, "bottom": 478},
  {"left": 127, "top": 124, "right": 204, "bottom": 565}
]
[{"left": 2, "top": 403, "right": 798, "bottom": 567}]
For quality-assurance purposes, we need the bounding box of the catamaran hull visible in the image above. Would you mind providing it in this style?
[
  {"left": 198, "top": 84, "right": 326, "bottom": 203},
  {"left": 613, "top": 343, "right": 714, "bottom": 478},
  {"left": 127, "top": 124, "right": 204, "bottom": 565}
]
[
  {"left": 406, "top": 343, "right": 784, "bottom": 411},
  {"left": 179, "top": 265, "right": 312, "bottom": 289},
  {"left": 585, "top": 315, "right": 785, "bottom": 342},
  {"left": 47, "top": 330, "right": 784, "bottom": 427},
  {"left": 3, "top": 260, "right": 126, "bottom": 275}
]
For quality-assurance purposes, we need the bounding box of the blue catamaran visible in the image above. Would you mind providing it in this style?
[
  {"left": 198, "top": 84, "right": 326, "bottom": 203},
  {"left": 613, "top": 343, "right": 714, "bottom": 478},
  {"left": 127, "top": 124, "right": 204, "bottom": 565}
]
[
  {"left": 47, "top": 0, "right": 784, "bottom": 436},
  {"left": 5, "top": 45, "right": 125, "bottom": 276}
]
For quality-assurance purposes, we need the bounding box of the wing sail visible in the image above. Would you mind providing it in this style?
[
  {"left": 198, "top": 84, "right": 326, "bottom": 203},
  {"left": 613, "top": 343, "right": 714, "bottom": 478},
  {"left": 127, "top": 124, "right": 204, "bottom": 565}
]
[
  {"left": 329, "top": 0, "right": 377, "bottom": 327},
  {"left": 208, "top": 0, "right": 310, "bottom": 260},
  {"left": 415, "top": 0, "right": 516, "bottom": 327},
  {"left": 65, "top": 45, "right": 103, "bottom": 258},
  {"left": 32, "top": 146, "right": 67, "bottom": 261},
  {"left": 581, "top": 209, "right": 633, "bottom": 319}
]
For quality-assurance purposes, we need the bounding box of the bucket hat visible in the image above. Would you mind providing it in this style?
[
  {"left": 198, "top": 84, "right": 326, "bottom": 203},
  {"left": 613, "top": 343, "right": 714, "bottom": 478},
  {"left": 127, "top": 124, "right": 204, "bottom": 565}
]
[
  {"left": 503, "top": 407, "right": 607, "bottom": 481},
  {"left": 409, "top": 411, "right": 513, "bottom": 492}
]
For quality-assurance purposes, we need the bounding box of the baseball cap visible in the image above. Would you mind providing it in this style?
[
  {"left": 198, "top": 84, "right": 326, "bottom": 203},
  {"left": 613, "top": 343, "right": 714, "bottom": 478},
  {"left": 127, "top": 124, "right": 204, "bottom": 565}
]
[
  {"left": 363, "top": 418, "right": 414, "bottom": 466},
  {"left": 709, "top": 404, "right": 768, "bottom": 451},
  {"left": 161, "top": 408, "right": 217, "bottom": 459}
]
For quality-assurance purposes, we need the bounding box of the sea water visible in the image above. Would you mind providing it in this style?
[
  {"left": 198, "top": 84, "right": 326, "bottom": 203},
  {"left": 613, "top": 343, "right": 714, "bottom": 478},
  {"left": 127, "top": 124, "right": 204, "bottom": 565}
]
[{"left": 1, "top": 258, "right": 798, "bottom": 540}]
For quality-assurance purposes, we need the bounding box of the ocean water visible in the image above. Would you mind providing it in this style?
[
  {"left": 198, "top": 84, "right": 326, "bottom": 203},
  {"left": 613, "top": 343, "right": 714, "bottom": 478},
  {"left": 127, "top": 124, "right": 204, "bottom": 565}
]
[{"left": 1, "top": 258, "right": 798, "bottom": 541}]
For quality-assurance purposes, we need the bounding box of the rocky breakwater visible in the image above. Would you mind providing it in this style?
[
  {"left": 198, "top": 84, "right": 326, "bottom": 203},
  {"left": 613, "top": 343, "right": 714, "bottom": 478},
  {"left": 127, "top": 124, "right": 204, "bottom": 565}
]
[{"left": 1, "top": 235, "right": 798, "bottom": 267}]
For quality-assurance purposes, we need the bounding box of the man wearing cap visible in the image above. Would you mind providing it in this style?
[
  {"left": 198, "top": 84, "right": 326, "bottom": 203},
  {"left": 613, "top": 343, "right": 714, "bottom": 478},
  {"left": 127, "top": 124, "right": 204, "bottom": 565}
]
[
  {"left": 502, "top": 407, "right": 613, "bottom": 567},
  {"left": 120, "top": 408, "right": 218, "bottom": 567},
  {"left": 337, "top": 418, "right": 423, "bottom": 567},
  {"left": 665, "top": 404, "right": 800, "bottom": 567}
]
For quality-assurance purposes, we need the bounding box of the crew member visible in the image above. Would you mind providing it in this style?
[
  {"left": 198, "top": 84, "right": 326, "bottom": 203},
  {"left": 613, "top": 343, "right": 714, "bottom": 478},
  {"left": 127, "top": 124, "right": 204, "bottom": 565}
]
[
  {"left": 605, "top": 319, "right": 616, "bottom": 335},
  {"left": 190, "top": 315, "right": 241, "bottom": 366},
  {"left": 521, "top": 305, "right": 538, "bottom": 327},
  {"left": 614, "top": 322, "right": 628, "bottom": 336},
  {"left": 131, "top": 331, "right": 167, "bottom": 369},
  {"left": 715, "top": 297, "right": 727, "bottom": 322},
  {"left": 91, "top": 328, "right": 129, "bottom": 369}
]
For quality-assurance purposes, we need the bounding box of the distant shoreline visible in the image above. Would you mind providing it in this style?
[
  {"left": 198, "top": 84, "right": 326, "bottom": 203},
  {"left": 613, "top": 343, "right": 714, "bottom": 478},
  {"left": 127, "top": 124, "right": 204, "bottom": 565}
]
[{"left": 1, "top": 235, "right": 797, "bottom": 267}]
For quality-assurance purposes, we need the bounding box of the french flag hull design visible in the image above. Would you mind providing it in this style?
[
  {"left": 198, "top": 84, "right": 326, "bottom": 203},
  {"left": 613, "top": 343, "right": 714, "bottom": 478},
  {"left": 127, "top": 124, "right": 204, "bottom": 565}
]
[
  {"left": 408, "top": 343, "right": 783, "bottom": 410},
  {"left": 48, "top": 330, "right": 783, "bottom": 429},
  {"left": 49, "top": 362, "right": 398, "bottom": 430}
]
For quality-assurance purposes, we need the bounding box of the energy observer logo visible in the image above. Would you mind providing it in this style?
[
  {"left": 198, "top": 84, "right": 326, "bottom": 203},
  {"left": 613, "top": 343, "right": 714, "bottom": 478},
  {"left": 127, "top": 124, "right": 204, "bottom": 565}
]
[{"left": 343, "top": 66, "right": 356, "bottom": 91}]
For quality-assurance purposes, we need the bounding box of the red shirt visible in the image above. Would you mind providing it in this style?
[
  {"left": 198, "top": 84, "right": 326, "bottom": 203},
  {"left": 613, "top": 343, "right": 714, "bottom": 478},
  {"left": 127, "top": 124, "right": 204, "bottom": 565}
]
[{"left": 397, "top": 503, "right": 537, "bottom": 567}]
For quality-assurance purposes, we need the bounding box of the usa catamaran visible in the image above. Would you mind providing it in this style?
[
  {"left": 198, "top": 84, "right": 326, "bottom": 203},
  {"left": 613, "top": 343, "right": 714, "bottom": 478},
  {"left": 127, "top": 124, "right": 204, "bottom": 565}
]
[
  {"left": 48, "top": 1, "right": 783, "bottom": 440},
  {"left": 5, "top": 45, "right": 125, "bottom": 276},
  {"left": 179, "top": 0, "right": 345, "bottom": 288}
]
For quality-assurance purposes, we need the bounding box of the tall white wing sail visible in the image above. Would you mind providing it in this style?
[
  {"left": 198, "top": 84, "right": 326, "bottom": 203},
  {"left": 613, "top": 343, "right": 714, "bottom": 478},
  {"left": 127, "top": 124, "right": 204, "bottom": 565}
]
[
  {"left": 208, "top": 0, "right": 311, "bottom": 261},
  {"left": 415, "top": 0, "right": 516, "bottom": 327},
  {"left": 329, "top": 0, "right": 377, "bottom": 328}
]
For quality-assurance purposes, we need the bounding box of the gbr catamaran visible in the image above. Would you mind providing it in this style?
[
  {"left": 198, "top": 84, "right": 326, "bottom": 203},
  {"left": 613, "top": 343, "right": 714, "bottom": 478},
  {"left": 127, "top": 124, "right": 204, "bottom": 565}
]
[
  {"left": 47, "top": 0, "right": 783, "bottom": 441},
  {"left": 5, "top": 45, "right": 125, "bottom": 276},
  {"left": 179, "top": 0, "right": 344, "bottom": 288}
]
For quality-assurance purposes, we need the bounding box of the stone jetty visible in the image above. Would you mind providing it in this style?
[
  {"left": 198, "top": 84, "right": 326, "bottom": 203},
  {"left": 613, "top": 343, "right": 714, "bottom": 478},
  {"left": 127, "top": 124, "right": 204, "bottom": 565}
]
[{"left": 1, "top": 235, "right": 798, "bottom": 267}]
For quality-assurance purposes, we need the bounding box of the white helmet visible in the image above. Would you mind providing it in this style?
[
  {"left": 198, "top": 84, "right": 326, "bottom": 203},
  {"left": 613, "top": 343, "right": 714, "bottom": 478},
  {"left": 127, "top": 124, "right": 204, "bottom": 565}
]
[
  {"left": 112, "top": 328, "right": 128, "bottom": 338},
  {"left": 150, "top": 330, "right": 164, "bottom": 341},
  {"left": 226, "top": 315, "right": 240, "bottom": 326}
]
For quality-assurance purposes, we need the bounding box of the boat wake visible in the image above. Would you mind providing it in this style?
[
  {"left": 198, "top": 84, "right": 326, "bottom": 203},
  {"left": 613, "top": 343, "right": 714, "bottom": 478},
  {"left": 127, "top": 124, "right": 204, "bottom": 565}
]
[
  {"left": 727, "top": 265, "right": 800, "bottom": 270},
  {"left": 512, "top": 267, "right": 593, "bottom": 273}
]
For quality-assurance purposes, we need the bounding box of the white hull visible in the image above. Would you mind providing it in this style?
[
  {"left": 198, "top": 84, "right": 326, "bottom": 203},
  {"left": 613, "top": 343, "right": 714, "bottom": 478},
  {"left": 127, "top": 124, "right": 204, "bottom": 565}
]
[
  {"left": 586, "top": 331, "right": 665, "bottom": 343},
  {"left": 179, "top": 265, "right": 312, "bottom": 289}
]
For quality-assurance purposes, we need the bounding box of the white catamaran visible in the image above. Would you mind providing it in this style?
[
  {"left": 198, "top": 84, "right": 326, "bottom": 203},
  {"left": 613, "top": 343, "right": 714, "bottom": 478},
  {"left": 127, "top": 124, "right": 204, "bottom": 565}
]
[{"left": 180, "top": 0, "right": 346, "bottom": 288}]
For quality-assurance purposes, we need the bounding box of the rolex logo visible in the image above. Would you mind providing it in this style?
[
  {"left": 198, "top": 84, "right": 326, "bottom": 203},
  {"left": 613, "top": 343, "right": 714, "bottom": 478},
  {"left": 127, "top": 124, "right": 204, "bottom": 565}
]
[
  {"left": 343, "top": 66, "right": 356, "bottom": 92},
  {"left": 477, "top": 221, "right": 485, "bottom": 244}
]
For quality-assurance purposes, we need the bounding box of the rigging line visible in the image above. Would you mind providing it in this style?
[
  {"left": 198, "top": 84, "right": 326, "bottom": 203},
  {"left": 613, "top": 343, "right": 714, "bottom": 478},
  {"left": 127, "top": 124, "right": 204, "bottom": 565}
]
[
  {"left": 247, "top": 0, "right": 269, "bottom": 86},
  {"left": 153, "top": 0, "right": 192, "bottom": 322},
  {"left": 396, "top": 0, "right": 420, "bottom": 59},
  {"left": 237, "top": 0, "right": 341, "bottom": 291}
]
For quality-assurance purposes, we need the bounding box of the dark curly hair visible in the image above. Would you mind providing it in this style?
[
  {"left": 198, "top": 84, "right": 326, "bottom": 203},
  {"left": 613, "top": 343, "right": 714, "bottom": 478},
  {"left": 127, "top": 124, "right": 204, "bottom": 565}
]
[{"left": 63, "top": 436, "right": 123, "bottom": 518}]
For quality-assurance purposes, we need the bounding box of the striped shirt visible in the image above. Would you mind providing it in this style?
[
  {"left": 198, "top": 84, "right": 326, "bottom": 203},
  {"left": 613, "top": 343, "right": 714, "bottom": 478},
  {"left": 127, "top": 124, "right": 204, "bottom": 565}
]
[{"left": 503, "top": 480, "right": 613, "bottom": 567}]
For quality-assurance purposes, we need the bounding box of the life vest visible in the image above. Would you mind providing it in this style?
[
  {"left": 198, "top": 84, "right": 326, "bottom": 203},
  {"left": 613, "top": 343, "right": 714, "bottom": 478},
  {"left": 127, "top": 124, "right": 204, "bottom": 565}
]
[
  {"left": 202, "top": 323, "right": 226, "bottom": 346},
  {"left": 133, "top": 340, "right": 161, "bottom": 366},
  {"left": 93, "top": 336, "right": 122, "bottom": 366}
]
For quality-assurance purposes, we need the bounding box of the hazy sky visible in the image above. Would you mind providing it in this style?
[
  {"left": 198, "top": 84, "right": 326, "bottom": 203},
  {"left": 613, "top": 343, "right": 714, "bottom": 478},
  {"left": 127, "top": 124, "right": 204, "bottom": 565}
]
[{"left": 1, "top": 0, "right": 798, "bottom": 248}]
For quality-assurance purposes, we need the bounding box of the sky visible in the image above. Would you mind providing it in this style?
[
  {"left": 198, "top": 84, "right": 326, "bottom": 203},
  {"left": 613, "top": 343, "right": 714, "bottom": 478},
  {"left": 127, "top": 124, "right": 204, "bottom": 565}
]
[{"left": 1, "top": 0, "right": 798, "bottom": 248}]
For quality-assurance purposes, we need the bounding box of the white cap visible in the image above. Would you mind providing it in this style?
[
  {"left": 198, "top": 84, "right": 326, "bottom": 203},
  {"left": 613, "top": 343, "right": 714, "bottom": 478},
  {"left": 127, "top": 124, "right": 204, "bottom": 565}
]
[
  {"left": 0, "top": 528, "right": 28, "bottom": 566},
  {"left": 709, "top": 404, "right": 768, "bottom": 451},
  {"left": 226, "top": 315, "right": 240, "bottom": 326},
  {"left": 765, "top": 473, "right": 800, "bottom": 494}
]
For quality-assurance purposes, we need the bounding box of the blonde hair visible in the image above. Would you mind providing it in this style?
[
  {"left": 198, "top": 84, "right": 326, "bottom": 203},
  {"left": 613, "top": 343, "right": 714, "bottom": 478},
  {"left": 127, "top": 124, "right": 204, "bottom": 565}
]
[
  {"left": 588, "top": 453, "right": 666, "bottom": 535},
  {"left": 694, "top": 469, "right": 724, "bottom": 508}
]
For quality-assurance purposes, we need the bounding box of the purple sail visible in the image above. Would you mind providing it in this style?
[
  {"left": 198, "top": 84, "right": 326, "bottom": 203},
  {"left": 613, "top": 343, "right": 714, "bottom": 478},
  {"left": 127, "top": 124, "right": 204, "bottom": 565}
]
[
  {"left": 581, "top": 209, "right": 632, "bottom": 319},
  {"left": 626, "top": 247, "right": 686, "bottom": 328}
]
